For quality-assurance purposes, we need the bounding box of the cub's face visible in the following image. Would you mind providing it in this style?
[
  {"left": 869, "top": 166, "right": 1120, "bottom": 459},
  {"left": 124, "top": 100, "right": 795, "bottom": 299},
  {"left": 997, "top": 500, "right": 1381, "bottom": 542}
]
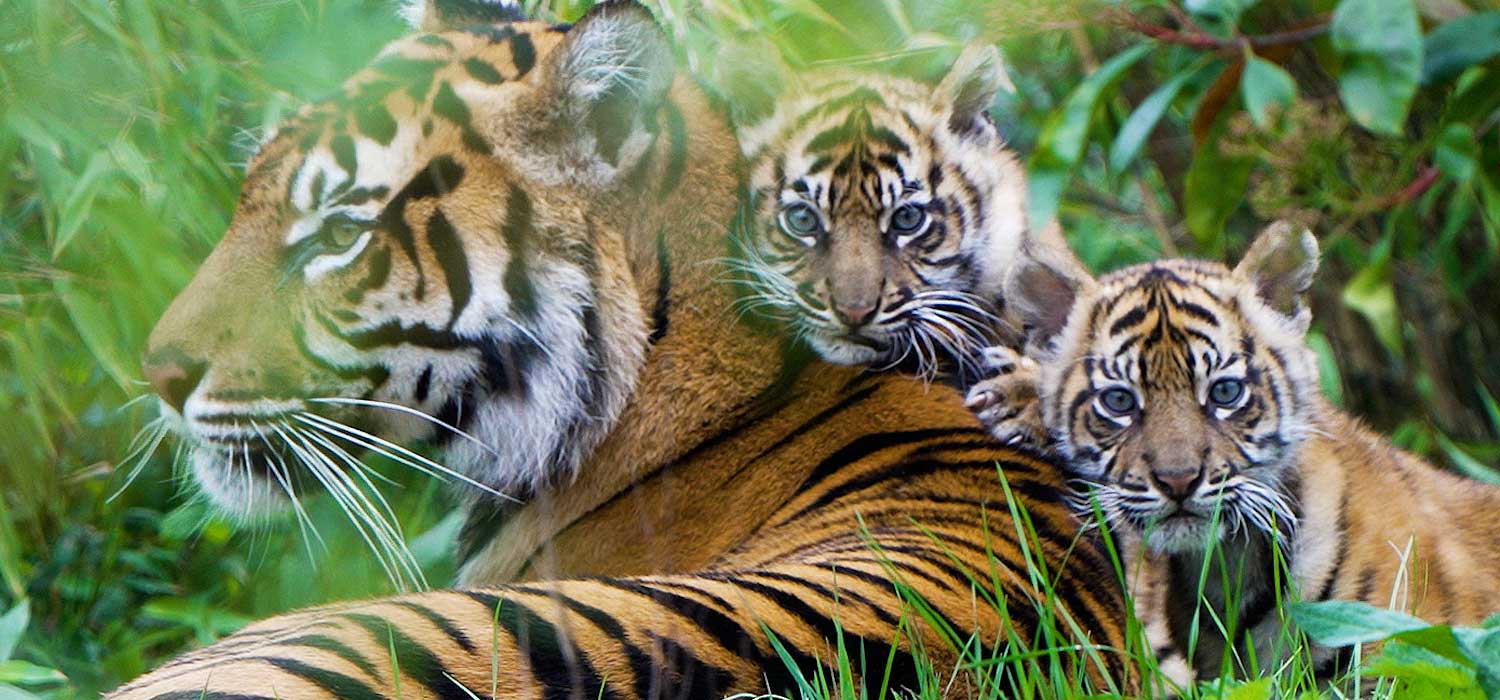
[
  {"left": 140, "top": 4, "right": 679, "bottom": 520},
  {"left": 1013, "top": 225, "right": 1322, "bottom": 553},
  {"left": 735, "top": 45, "right": 1029, "bottom": 374}
]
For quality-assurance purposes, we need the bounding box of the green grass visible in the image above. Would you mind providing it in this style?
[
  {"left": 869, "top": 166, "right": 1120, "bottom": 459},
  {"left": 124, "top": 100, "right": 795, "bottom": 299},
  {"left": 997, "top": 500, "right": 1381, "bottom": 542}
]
[{"left": 2, "top": 0, "right": 1499, "bottom": 698}]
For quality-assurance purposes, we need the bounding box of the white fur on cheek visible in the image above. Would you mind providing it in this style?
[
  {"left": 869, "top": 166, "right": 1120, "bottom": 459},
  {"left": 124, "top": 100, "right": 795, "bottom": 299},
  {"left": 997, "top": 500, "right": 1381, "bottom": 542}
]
[{"left": 303, "top": 232, "right": 373, "bottom": 282}]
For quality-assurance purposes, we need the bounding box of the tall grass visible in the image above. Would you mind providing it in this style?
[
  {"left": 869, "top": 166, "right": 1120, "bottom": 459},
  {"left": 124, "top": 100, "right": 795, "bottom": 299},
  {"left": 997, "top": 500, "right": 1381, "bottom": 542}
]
[{"left": 2, "top": 0, "right": 1499, "bottom": 698}]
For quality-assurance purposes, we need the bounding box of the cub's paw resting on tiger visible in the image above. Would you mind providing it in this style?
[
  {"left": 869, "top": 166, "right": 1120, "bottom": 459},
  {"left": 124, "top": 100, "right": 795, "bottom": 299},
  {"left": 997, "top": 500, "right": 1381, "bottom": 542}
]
[{"left": 963, "top": 344, "right": 1047, "bottom": 448}]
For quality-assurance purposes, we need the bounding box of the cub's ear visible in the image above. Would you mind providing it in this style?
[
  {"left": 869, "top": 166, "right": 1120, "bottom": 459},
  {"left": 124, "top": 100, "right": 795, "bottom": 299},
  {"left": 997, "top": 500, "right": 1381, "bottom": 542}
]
[
  {"left": 1005, "top": 242, "right": 1093, "bottom": 352},
  {"left": 1233, "top": 221, "right": 1319, "bottom": 331},
  {"left": 543, "top": 2, "right": 674, "bottom": 141},
  {"left": 934, "top": 42, "right": 1013, "bottom": 137},
  {"left": 404, "top": 0, "right": 525, "bottom": 31}
]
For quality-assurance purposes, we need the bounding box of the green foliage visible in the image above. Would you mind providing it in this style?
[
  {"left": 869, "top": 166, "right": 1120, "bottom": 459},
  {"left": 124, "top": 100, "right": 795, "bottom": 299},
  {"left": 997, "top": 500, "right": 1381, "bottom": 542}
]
[
  {"left": 1294, "top": 601, "right": 1500, "bottom": 698},
  {"left": 2, "top": 0, "right": 1499, "bottom": 697}
]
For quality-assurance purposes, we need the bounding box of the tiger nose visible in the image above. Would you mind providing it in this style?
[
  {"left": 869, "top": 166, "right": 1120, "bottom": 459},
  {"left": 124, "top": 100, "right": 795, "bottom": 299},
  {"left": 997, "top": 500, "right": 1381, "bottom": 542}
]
[
  {"left": 142, "top": 351, "right": 207, "bottom": 413},
  {"left": 833, "top": 300, "right": 878, "bottom": 328},
  {"left": 1150, "top": 465, "right": 1204, "bottom": 501}
]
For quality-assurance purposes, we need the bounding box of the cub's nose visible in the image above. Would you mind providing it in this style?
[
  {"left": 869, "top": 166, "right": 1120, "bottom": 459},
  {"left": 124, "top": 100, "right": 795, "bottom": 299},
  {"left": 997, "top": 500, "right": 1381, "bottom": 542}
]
[
  {"left": 142, "top": 351, "right": 206, "bottom": 413},
  {"left": 833, "top": 301, "right": 877, "bottom": 329},
  {"left": 1150, "top": 465, "right": 1204, "bottom": 502}
]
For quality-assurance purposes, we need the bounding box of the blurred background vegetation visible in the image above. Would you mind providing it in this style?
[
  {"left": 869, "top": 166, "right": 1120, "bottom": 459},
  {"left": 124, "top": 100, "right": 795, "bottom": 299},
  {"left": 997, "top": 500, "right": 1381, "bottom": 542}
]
[{"left": 1, "top": 0, "right": 1498, "bottom": 697}]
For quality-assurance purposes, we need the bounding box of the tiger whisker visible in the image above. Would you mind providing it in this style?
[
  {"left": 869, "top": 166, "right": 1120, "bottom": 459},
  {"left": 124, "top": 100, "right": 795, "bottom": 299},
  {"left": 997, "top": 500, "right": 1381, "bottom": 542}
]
[
  {"left": 295, "top": 412, "right": 520, "bottom": 503},
  {"left": 307, "top": 397, "right": 501, "bottom": 459}
]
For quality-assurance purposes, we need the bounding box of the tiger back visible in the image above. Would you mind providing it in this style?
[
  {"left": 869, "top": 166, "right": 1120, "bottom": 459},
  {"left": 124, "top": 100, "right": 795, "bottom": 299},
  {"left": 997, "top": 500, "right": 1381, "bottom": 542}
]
[{"left": 110, "top": 2, "right": 1130, "bottom": 698}]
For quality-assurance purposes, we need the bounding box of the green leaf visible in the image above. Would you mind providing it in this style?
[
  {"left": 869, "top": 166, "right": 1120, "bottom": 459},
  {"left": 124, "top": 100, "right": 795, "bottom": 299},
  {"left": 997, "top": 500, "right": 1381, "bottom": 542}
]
[
  {"left": 1434, "top": 123, "right": 1477, "bottom": 184},
  {"left": 1331, "top": 0, "right": 1423, "bottom": 135},
  {"left": 1186, "top": 0, "right": 1260, "bottom": 26},
  {"left": 53, "top": 276, "right": 138, "bottom": 395},
  {"left": 0, "top": 662, "right": 63, "bottom": 687},
  {"left": 1364, "top": 640, "right": 1477, "bottom": 689},
  {"left": 0, "top": 603, "right": 26, "bottom": 664},
  {"left": 1225, "top": 677, "right": 1273, "bottom": 700},
  {"left": 1422, "top": 12, "right": 1500, "bottom": 84},
  {"left": 1341, "top": 260, "right": 1403, "bottom": 356},
  {"left": 1240, "top": 54, "right": 1297, "bottom": 129},
  {"left": 0, "top": 683, "right": 44, "bottom": 700},
  {"left": 1454, "top": 626, "right": 1500, "bottom": 697},
  {"left": 1028, "top": 43, "right": 1154, "bottom": 229},
  {"left": 1306, "top": 331, "right": 1344, "bottom": 407},
  {"left": 1109, "top": 64, "right": 1204, "bottom": 172},
  {"left": 1183, "top": 120, "right": 1254, "bottom": 253},
  {"left": 1433, "top": 432, "right": 1500, "bottom": 485},
  {"left": 1290, "top": 600, "right": 1430, "bottom": 647}
]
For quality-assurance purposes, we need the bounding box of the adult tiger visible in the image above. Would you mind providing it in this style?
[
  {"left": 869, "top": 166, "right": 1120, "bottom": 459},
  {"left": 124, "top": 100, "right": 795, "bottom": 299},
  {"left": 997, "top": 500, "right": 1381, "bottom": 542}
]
[
  {"left": 731, "top": 43, "right": 1072, "bottom": 382},
  {"left": 113, "top": 1, "right": 1128, "bottom": 698}
]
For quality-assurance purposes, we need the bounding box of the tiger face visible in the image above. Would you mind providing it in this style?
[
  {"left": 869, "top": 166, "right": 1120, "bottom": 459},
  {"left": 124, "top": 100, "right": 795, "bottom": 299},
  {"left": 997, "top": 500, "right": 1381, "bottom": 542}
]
[
  {"left": 1009, "top": 224, "right": 1322, "bottom": 553},
  {"left": 734, "top": 45, "right": 1032, "bottom": 373},
  {"left": 140, "top": 1, "right": 696, "bottom": 520}
]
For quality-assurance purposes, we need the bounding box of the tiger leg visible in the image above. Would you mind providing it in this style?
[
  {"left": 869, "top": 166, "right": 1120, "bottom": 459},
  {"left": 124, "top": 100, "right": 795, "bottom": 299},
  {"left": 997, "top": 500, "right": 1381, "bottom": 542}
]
[{"left": 1127, "top": 542, "right": 1196, "bottom": 696}]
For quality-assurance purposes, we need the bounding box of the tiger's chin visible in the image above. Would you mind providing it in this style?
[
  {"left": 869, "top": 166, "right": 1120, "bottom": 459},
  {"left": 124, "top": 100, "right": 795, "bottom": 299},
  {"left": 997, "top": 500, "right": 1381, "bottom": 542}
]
[
  {"left": 188, "top": 446, "right": 293, "bottom": 522},
  {"left": 805, "top": 333, "right": 886, "bottom": 366},
  {"left": 1139, "top": 512, "right": 1227, "bottom": 555}
]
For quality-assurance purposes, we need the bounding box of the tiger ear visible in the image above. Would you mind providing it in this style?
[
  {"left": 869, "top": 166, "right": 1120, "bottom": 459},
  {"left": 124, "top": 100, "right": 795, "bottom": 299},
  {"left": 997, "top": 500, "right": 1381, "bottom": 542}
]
[
  {"left": 1233, "top": 221, "right": 1320, "bottom": 332},
  {"left": 1004, "top": 242, "right": 1093, "bottom": 352},
  {"left": 934, "top": 42, "right": 1013, "bottom": 137},
  {"left": 404, "top": 0, "right": 525, "bottom": 31},
  {"left": 544, "top": 1, "right": 674, "bottom": 116}
]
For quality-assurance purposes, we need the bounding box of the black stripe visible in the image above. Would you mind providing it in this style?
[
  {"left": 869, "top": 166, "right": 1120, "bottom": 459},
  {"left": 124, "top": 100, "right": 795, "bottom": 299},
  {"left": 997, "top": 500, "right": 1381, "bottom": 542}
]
[
  {"left": 278, "top": 633, "right": 381, "bottom": 679},
  {"left": 659, "top": 102, "right": 688, "bottom": 200},
  {"left": 510, "top": 32, "right": 536, "bottom": 75},
  {"left": 494, "top": 599, "right": 614, "bottom": 700},
  {"left": 464, "top": 57, "right": 505, "bottom": 84},
  {"left": 427, "top": 209, "right": 472, "bottom": 330},
  {"left": 648, "top": 230, "right": 672, "bottom": 343},
  {"left": 500, "top": 185, "right": 538, "bottom": 318},
  {"left": 262, "top": 656, "right": 385, "bottom": 700},
  {"left": 432, "top": 81, "right": 491, "bottom": 153},
  {"left": 392, "top": 600, "right": 476, "bottom": 653},
  {"left": 529, "top": 592, "right": 665, "bottom": 700},
  {"left": 341, "top": 613, "right": 483, "bottom": 700}
]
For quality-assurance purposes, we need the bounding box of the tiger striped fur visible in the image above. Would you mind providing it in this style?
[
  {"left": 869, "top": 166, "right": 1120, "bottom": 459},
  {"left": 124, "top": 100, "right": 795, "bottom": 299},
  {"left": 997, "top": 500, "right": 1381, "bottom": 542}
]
[
  {"left": 972, "top": 223, "right": 1500, "bottom": 686},
  {"left": 116, "top": 2, "right": 1130, "bottom": 698},
  {"left": 733, "top": 44, "right": 1068, "bottom": 381}
]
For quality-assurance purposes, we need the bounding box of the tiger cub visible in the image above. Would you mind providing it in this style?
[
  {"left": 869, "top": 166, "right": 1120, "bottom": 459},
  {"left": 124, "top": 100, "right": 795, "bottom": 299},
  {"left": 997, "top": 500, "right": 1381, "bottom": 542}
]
[
  {"left": 969, "top": 222, "right": 1500, "bottom": 685},
  {"left": 733, "top": 43, "right": 1068, "bottom": 380}
]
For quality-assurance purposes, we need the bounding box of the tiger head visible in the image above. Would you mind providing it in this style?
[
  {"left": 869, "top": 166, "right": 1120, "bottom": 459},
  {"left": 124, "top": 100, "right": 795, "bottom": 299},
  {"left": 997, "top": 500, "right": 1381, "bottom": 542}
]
[
  {"left": 140, "top": 0, "right": 729, "bottom": 520},
  {"left": 1008, "top": 223, "right": 1322, "bottom": 553},
  {"left": 733, "top": 45, "right": 1033, "bottom": 374}
]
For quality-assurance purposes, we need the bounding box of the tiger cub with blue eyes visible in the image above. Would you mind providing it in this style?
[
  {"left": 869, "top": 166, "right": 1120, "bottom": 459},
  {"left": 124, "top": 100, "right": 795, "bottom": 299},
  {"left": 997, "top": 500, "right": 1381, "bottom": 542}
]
[
  {"left": 969, "top": 222, "right": 1500, "bottom": 687},
  {"left": 733, "top": 43, "right": 1068, "bottom": 380}
]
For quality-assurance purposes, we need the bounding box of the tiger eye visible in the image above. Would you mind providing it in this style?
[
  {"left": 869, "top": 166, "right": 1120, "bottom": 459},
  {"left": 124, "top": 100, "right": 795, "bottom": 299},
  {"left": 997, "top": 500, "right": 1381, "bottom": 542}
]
[
  {"left": 324, "top": 218, "right": 366, "bottom": 249},
  {"left": 890, "top": 204, "right": 926, "bottom": 234},
  {"left": 1099, "top": 388, "right": 1138, "bottom": 416},
  {"left": 1209, "top": 378, "right": 1246, "bottom": 407},
  {"left": 780, "top": 204, "right": 821, "bottom": 237}
]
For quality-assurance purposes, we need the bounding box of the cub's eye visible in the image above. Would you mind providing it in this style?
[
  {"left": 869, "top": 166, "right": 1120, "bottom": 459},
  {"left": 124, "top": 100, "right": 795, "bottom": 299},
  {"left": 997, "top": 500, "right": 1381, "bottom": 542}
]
[
  {"left": 1098, "top": 387, "right": 1138, "bottom": 416},
  {"left": 779, "top": 204, "right": 822, "bottom": 238},
  {"left": 1208, "top": 378, "right": 1245, "bottom": 407},
  {"left": 320, "top": 215, "right": 371, "bottom": 250},
  {"left": 889, "top": 204, "right": 927, "bottom": 235}
]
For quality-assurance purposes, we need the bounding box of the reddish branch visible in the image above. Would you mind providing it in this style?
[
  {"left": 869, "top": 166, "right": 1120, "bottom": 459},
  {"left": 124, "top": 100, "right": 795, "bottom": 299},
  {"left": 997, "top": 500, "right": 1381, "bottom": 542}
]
[
  {"left": 1375, "top": 166, "right": 1442, "bottom": 210},
  {"left": 1110, "top": 9, "right": 1330, "bottom": 53}
]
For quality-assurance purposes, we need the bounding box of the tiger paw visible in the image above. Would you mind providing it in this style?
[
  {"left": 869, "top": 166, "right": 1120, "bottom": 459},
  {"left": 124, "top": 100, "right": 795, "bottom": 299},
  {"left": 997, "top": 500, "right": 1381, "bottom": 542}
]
[{"left": 963, "top": 347, "right": 1046, "bottom": 448}]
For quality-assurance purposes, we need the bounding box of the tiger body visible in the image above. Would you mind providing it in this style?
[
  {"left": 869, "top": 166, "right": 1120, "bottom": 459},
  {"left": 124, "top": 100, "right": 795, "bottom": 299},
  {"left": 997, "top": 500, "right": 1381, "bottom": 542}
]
[
  {"left": 979, "top": 224, "right": 1500, "bottom": 684},
  {"left": 112, "top": 2, "right": 1128, "bottom": 698}
]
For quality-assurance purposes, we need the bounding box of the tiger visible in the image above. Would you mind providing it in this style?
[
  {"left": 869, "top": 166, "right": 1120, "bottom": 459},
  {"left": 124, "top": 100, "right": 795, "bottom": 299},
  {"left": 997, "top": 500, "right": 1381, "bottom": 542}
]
[
  {"left": 111, "top": 1, "right": 1131, "bottom": 698},
  {"left": 732, "top": 42, "right": 1070, "bottom": 382},
  {"left": 966, "top": 221, "right": 1500, "bottom": 687}
]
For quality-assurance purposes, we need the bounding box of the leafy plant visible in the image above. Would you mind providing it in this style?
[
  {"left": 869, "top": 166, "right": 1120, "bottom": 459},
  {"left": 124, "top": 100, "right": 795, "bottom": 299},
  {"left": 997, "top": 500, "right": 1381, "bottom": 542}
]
[{"left": 0, "top": 602, "right": 66, "bottom": 700}]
